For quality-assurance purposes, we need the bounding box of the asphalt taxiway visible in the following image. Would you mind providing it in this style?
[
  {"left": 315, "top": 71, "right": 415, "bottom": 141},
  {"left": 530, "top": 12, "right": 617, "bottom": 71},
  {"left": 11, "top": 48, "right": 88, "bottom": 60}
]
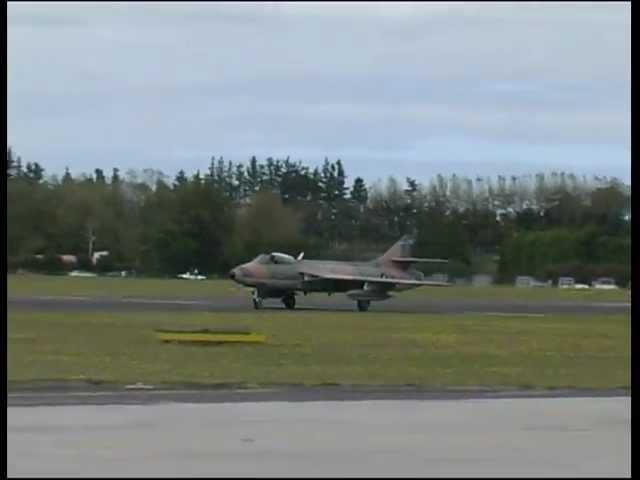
[
  {"left": 7, "top": 294, "right": 631, "bottom": 315},
  {"left": 7, "top": 385, "right": 630, "bottom": 407},
  {"left": 7, "top": 396, "right": 630, "bottom": 477}
]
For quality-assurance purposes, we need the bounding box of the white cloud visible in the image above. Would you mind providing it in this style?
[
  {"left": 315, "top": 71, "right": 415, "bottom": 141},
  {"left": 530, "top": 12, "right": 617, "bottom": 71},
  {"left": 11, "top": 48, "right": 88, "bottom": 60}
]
[{"left": 7, "top": 1, "right": 631, "bottom": 182}]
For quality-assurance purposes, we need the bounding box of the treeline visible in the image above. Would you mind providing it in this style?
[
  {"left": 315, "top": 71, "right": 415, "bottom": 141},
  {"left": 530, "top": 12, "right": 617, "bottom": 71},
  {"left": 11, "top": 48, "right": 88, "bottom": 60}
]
[{"left": 6, "top": 147, "right": 631, "bottom": 285}]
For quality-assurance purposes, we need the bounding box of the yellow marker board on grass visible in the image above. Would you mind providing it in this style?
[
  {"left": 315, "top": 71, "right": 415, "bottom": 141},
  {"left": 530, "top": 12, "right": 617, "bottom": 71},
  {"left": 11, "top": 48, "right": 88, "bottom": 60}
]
[{"left": 155, "top": 328, "right": 266, "bottom": 344}]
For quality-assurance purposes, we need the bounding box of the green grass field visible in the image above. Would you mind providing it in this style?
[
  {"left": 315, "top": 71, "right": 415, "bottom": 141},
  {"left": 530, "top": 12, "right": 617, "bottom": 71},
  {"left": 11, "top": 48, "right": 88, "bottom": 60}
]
[
  {"left": 7, "top": 310, "right": 630, "bottom": 389},
  {"left": 7, "top": 274, "right": 247, "bottom": 298},
  {"left": 7, "top": 274, "right": 631, "bottom": 302}
]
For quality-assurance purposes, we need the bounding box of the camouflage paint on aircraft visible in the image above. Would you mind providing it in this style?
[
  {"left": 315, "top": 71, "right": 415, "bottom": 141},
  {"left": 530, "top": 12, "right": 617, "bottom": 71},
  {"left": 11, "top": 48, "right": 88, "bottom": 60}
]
[{"left": 229, "top": 235, "right": 450, "bottom": 311}]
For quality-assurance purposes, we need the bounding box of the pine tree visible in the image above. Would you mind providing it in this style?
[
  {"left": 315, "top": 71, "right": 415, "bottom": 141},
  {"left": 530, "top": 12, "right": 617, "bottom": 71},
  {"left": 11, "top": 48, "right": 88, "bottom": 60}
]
[
  {"left": 247, "top": 156, "right": 260, "bottom": 194},
  {"left": 224, "top": 160, "right": 235, "bottom": 199},
  {"left": 534, "top": 173, "right": 546, "bottom": 210},
  {"left": 7, "top": 147, "right": 15, "bottom": 178},
  {"left": 335, "top": 159, "right": 348, "bottom": 201},
  {"left": 111, "top": 168, "right": 121, "bottom": 185},
  {"left": 273, "top": 159, "right": 284, "bottom": 191},
  {"left": 62, "top": 167, "right": 73, "bottom": 185},
  {"left": 404, "top": 177, "right": 419, "bottom": 198},
  {"left": 320, "top": 157, "right": 337, "bottom": 202},
  {"left": 258, "top": 163, "right": 267, "bottom": 191},
  {"left": 15, "top": 155, "right": 23, "bottom": 177},
  {"left": 462, "top": 177, "right": 474, "bottom": 210},
  {"left": 174, "top": 169, "right": 188, "bottom": 188},
  {"left": 310, "top": 167, "right": 322, "bottom": 201},
  {"left": 215, "top": 157, "right": 225, "bottom": 188},
  {"left": 495, "top": 175, "right": 508, "bottom": 211},
  {"left": 94, "top": 168, "right": 106, "bottom": 185},
  {"left": 448, "top": 174, "right": 462, "bottom": 212},
  {"left": 25, "top": 162, "right": 45, "bottom": 183},
  {"left": 234, "top": 163, "right": 246, "bottom": 201},
  {"left": 266, "top": 157, "right": 276, "bottom": 191},
  {"left": 350, "top": 177, "right": 368, "bottom": 206},
  {"left": 207, "top": 156, "right": 217, "bottom": 184}
]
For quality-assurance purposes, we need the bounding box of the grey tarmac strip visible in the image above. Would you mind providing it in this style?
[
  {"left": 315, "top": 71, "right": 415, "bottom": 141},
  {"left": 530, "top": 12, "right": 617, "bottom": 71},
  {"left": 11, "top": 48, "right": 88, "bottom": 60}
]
[
  {"left": 7, "top": 386, "right": 630, "bottom": 407},
  {"left": 7, "top": 295, "right": 631, "bottom": 315},
  {"left": 8, "top": 397, "right": 631, "bottom": 477}
]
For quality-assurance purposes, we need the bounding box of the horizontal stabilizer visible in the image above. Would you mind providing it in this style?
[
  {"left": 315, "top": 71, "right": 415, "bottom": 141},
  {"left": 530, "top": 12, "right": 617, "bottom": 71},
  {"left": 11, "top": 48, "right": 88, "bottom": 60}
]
[
  {"left": 391, "top": 257, "right": 449, "bottom": 264},
  {"left": 301, "top": 271, "right": 451, "bottom": 287}
]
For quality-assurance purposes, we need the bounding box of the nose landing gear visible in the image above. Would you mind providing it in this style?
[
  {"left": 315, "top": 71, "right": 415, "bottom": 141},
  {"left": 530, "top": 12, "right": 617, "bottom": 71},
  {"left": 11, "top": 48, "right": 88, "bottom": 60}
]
[
  {"left": 252, "top": 290, "right": 263, "bottom": 310},
  {"left": 356, "top": 300, "right": 370, "bottom": 312}
]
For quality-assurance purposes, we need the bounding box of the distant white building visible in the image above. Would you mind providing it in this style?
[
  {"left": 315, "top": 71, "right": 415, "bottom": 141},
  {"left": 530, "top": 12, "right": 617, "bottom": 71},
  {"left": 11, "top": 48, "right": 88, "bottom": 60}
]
[
  {"left": 426, "top": 273, "right": 449, "bottom": 283},
  {"left": 515, "top": 276, "right": 551, "bottom": 288},
  {"left": 557, "top": 277, "right": 575, "bottom": 288},
  {"left": 515, "top": 276, "right": 534, "bottom": 287},
  {"left": 472, "top": 274, "right": 494, "bottom": 287}
]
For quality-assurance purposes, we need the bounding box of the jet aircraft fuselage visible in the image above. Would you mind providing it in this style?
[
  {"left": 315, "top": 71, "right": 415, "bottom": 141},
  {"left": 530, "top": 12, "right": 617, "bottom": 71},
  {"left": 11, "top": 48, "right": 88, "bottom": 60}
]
[{"left": 229, "top": 236, "right": 449, "bottom": 311}]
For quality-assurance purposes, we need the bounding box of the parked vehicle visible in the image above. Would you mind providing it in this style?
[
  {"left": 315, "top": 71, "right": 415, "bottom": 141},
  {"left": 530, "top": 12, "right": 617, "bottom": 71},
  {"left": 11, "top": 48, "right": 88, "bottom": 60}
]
[
  {"left": 592, "top": 277, "right": 619, "bottom": 290},
  {"left": 177, "top": 269, "right": 207, "bottom": 280},
  {"left": 558, "top": 277, "right": 590, "bottom": 289},
  {"left": 68, "top": 270, "right": 98, "bottom": 277}
]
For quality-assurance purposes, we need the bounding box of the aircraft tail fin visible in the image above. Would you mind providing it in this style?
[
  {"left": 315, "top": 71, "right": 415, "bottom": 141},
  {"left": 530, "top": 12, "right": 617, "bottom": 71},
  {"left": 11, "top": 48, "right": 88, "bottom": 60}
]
[
  {"left": 378, "top": 235, "right": 449, "bottom": 269},
  {"left": 378, "top": 235, "right": 415, "bottom": 262}
]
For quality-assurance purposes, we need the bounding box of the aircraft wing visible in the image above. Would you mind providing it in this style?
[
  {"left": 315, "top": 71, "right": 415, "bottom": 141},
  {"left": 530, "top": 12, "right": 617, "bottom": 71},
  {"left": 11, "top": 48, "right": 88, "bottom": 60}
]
[
  {"left": 390, "top": 257, "right": 449, "bottom": 264},
  {"left": 301, "top": 271, "right": 451, "bottom": 287}
]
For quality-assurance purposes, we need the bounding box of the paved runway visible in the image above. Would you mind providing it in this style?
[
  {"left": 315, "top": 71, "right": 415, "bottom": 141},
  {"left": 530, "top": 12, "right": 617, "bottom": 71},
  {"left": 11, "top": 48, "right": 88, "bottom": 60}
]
[
  {"left": 7, "top": 397, "right": 630, "bottom": 477},
  {"left": 7, "top": 294, "right": 631, "bottom": 315}
]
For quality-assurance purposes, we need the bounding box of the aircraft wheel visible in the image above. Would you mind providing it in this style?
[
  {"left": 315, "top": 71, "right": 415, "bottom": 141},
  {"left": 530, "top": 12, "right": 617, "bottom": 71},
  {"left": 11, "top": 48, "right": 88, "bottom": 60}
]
[
  {"left": 357, "top": 300, "right": 370, "bottom": 312},
  {"left": 282, "top": 294, "right": 296, "bottom": 310},
  {"left": 252, "top": 297, "right": 263, "bottom": 310},
  {"left": 252, "top": 291, "right": 263, "bottom": 310}
]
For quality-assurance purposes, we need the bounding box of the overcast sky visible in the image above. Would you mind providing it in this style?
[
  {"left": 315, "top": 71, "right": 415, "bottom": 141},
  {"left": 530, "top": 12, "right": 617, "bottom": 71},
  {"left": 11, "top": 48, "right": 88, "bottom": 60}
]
[{"left": 7, "top": 1, "right": 631, "bottom": 185}]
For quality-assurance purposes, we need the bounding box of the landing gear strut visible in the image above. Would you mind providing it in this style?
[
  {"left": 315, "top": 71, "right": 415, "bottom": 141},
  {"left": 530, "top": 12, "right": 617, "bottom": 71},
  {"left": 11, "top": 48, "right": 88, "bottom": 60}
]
[
  {"left": 252, "top": 290, "right": 263, "bottom": 310},
  {"left": 356, "top": 300, "right": 370, "bottom": 312},
  {"left": 282, "top": 293, "right": 296, "bottom": 310}
]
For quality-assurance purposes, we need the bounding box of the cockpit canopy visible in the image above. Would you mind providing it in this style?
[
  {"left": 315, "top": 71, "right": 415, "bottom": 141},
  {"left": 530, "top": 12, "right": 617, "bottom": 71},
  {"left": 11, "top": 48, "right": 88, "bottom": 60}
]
[
  {"left": 252, "top": 252, "right": 297, "bottom": 265},
  {"left": 252, "top": 254, "right": 272, "bottom": 265}
]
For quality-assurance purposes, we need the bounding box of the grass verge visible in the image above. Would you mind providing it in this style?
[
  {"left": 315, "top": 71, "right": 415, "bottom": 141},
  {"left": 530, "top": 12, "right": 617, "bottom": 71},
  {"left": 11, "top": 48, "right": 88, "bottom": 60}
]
[
  {"left": 7, "top": 274, "right": 246, "bottom": 298},
  {"left": 7, "top": 310, "right": 630, "bottom": 389},
  {"left": 7, "top": 274, "right": 631, "bottom": 302}
]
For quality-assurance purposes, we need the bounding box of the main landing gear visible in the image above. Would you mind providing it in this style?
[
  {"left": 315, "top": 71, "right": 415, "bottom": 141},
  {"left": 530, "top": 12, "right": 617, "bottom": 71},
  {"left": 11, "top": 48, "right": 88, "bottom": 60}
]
[
  {"left": 252, "top": 290, "right": 296, "bottom": 310},
  {"left": 282, "top": 293, "right": 296, "bottom": 310},
  {"left": 357, "top": 300, "right": 370, "bottom": 312}
]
